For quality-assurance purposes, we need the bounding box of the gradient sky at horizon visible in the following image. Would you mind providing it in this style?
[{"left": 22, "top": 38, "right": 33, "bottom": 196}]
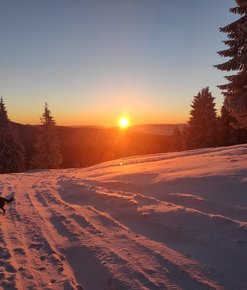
[{"left": 0, "top": 0, "right": 237, "bottom": 126}]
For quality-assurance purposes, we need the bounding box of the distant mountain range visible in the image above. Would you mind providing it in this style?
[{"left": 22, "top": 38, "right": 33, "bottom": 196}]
[
  {"left": 129, "top": 124, "right": 187, "bottom": 135},
  {"left": 68, "top": 124, "right": 187, "bottom": 136}
]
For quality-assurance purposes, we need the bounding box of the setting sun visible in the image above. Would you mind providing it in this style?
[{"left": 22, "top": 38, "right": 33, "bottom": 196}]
[{"left": 119, "top": 118, "right": 129, "bottom": 128}]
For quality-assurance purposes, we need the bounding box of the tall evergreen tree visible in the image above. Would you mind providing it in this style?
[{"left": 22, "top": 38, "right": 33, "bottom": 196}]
[
  {"left": 215, "top": 0, "right": 247, "bottom": 127},
  {"left": 32, "top": 103, "right": 63, "bottom": 169},
  {"left": 0, "top": 97, "right": 25, "bottom": 173},
  {"left": 184, "top": 87, "right": 218, "bottom": 149}
]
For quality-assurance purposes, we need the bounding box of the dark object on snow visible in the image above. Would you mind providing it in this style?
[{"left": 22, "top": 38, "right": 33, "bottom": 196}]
[{"left": 0, "top": 196, "right": 14, "bottom": 215}]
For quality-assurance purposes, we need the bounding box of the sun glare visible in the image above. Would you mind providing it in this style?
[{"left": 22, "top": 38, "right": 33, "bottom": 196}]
[{"left": 119, "top": 118, "right": 129, "bottom": 128}]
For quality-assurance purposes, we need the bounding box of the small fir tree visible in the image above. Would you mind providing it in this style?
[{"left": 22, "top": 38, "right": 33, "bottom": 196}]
[
  {"left": 32, "top": 103, "right": 63, "bottom": 169},
  {"left": 215, "top": 0, "right": 247, "bottom": 127},
  {"left": 0, "top": 97, "right": 25, "bottom": 173},
  {"left": 184, "top": 87, "right": 218, "bottom": 149}
]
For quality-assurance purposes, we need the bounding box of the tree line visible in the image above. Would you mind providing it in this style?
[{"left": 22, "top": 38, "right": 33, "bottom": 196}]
[
  {"left": 172, "top": 87, "right": 247, "bottom": 151},
  {"left": 0, "top": 0, "right": 246, "bottom": 173},
  {"left": 0, "top": 99, "right": 62, "bottom": 173},
  {"left": 0, "top": 98, "right": 175, "bottom": 173},
  {"left": 173, "top": 0, "right": 247, "bottom": 150}
]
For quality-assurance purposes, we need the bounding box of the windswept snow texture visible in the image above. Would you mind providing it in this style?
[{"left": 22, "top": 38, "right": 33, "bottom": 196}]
[{"left": 1, "top": 145, "right": 247, "bottom": 289}]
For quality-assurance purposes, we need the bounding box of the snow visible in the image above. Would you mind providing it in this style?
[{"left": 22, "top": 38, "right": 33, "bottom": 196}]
[{"left": 0, "top": 144, "right": 247, "bottom": 289}]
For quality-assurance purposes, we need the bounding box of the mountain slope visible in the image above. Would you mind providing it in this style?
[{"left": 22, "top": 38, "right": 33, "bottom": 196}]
[{"left": 0, "top": 144, "right": 247, "bottom": 289}]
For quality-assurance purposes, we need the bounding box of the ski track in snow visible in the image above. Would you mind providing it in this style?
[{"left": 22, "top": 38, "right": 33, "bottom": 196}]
[{"left": 0, "top": 144, "right": 247, "bottom": 289}]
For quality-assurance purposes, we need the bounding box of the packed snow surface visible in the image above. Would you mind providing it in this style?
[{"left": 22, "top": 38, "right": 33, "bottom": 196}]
[{"left": 1, "top": 144, "right": 247, "bottom": 289}]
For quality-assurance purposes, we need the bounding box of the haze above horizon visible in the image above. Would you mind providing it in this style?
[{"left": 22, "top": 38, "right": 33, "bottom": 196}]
[{"left": 0, "top": 0, "right": 237, "bottom": 126}]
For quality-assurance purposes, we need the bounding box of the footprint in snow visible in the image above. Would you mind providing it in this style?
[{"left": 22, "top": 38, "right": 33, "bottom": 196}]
[
  {"left": 29, "top": 243, "right": 43, "bottom": 250},
  {"left": 13, "top": 248, "right": 25, "bottom": 255}
]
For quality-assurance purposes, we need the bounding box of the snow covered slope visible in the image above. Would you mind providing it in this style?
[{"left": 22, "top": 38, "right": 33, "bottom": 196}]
[{"left": 0, "top": 144, "right": 247, "bottom": 289}]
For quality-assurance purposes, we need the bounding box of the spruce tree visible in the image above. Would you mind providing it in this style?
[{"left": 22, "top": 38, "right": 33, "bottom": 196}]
[
  {"left": 215, "top": 0, "right": 247, "bottom": 127},
  {"left": 32, "top": 103, "right": 63, "bottom": 169},
  {"left": 184, "top": 87, "right": 218, "bottom": 149},
  {"left": 0, "top": 97, "right": 25, "bottom": 173}
]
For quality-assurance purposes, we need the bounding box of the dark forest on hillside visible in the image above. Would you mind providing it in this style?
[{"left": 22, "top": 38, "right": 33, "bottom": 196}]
[{"left": 13, "top": 123, "right": 175, "bottom": 170}]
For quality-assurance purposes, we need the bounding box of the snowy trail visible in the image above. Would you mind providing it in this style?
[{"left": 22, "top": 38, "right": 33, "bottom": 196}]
[
  {"left": 0, "top": 145, "right": 247, "bottom": 289},
  {"left": 43, "top": 191, "right": 218, "bottom": 289},
  {"left": 0, "top": 173, "right": 220, "bottom": 290},
  {"left": 0, "top": 174, "right": 79, "bottom": 289}
]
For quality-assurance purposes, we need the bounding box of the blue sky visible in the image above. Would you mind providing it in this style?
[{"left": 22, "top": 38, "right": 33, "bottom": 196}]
[{"left": 0, "top": 0, "right": 237, "bottom": 125}]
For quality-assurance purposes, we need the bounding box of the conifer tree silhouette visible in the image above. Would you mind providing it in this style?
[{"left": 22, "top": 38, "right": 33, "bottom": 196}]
[
  {"left": 184, "top": 88, "right": 218, "bottom": 149},
  {"left": 215, "top": 0, "right": 247, "bottom": 127},
  {"left": 0, "top": 97, "right": 25, "bottom": 173},
  {"left": 32, "top": 103, "right": 62, "bottom": 169}
]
